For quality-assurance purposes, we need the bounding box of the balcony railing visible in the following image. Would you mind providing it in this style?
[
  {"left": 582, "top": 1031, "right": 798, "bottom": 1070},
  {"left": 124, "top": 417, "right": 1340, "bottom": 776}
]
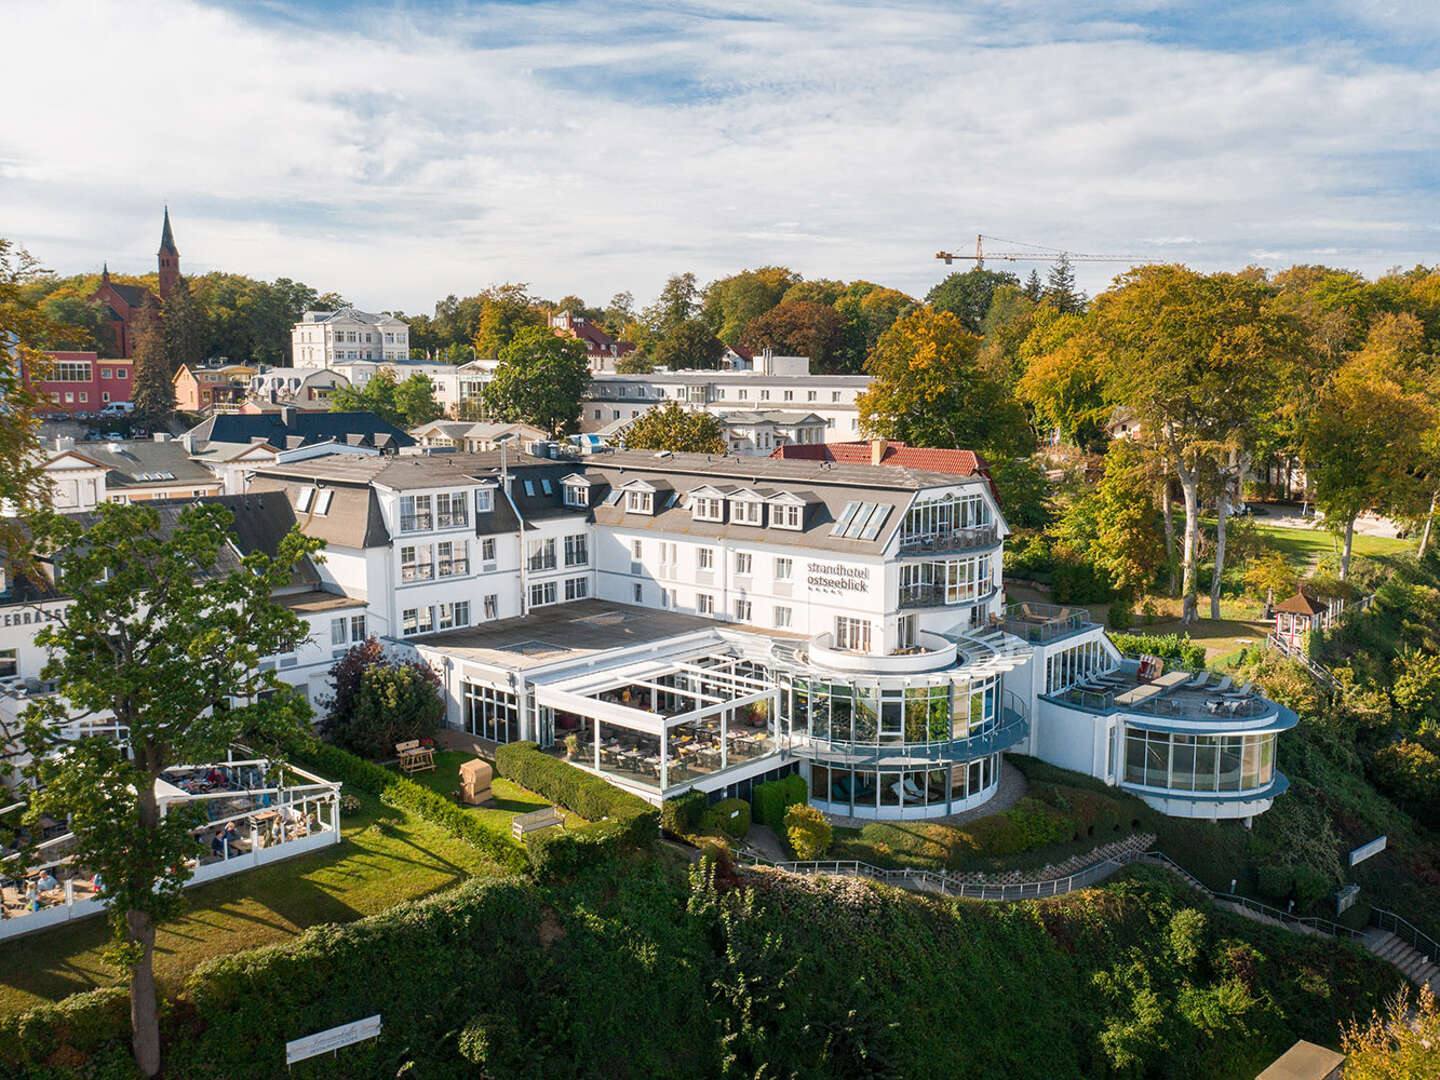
[
  {"left": 999, "top": 601, "right": 1092, "bottom": 642},
  {"left": 898, "top": 582, "right": 949, "bottom": 608},
  {"left": 897, "top": 523, "right": 999, "bottom": 555}
]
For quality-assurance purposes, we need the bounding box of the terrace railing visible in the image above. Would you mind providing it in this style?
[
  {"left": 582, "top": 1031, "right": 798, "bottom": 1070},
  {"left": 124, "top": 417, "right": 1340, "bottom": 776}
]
[
  {"left": 897, "top": 523, "right": 999, "bottom": 556},
  {"left": 1000, "top": 602, "right": 1093, "bottom": 643},
  {"left": 1372, "top": 907, "right": 1440, "bottom": 965}
]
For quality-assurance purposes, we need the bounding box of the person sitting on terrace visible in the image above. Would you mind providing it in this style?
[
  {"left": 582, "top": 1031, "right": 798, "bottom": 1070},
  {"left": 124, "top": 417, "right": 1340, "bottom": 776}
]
[
  {"left": 91, "top": 872, "right": 104, "bottom": 895},
  {"left": 36, "top": 869, "right": 59, "bottom": 893},
  {"left": 24, "top": 880, "right": 39, "bottom": 910},
  {"left": 204, "top": 767, "right": 227, "bottom": 789}
]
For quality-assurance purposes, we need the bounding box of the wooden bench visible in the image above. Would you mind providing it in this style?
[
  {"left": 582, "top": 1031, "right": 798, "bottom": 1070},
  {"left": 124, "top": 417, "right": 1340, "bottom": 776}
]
[
  {"left": 396, "top": 740, "right": 434, "bottom": 776},
  {"left": 511, "top": 806, "right": 565, "bottom": 840}
]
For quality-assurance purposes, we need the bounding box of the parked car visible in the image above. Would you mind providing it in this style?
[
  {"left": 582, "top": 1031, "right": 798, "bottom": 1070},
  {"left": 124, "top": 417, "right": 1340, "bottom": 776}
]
[{"left": 98, "top": 401, "right": 134, "bottom": 418}]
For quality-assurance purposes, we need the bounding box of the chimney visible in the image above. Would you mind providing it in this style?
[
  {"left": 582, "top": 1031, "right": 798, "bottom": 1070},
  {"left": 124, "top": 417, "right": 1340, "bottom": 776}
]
[
  {"left": 870, "top": 437, "right": 888, "bottom": 466},
  {"left": 54, "top": 436, "right": 75, "bottom": 452},
  {"left": 181, "top": 433, "right": 197, "bottom": 453},
  {"left": 152, "top": 432, "right": 169, "bottom": 443},
  {"left": 280, "top": 405, "right": 295, "bottom": 427}
]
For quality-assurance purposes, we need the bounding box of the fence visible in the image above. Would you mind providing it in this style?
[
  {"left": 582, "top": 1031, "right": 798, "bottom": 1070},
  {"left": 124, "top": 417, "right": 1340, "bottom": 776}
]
[{"left": 1372, "top": 907, "right": 1440, "bottom": 965}]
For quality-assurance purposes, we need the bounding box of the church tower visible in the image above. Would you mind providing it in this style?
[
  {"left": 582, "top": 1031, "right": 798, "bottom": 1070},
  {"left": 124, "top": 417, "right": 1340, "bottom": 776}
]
[{"left": 157, "top": 206, "right": 180, "bottom": 300}]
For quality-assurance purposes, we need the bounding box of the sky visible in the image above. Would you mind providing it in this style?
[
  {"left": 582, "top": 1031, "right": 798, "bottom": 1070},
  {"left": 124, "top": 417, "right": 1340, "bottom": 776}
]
[{"left": 4, "top": 0, "right": 1439, "bottom": 314}]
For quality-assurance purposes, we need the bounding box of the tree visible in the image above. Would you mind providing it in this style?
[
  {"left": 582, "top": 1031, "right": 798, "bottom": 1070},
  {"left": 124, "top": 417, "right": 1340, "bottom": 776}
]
[
  {"left": 1243, "top": 551, "right": 1295, "bottom": 615},
  {"left": 1023, "top": 269, "right": 1043, "bottom": 301},
  {"left": 643, "top": 272, "right": 701, "bottom": 340},
  {"left": 622, "top": 402, "right": 726, "bottom": 453},
  {"left": 162, "top": 277, "right": 206, "bottom": 372},
  {"left": 320, "top": 639, "right": 444, "bottom": 759},
  {"left": 1092, "top": 440, "right": 1167, "bottom": 596},
  {"left": 701, "top": 266, "right": 799, "bottom": 345},
  {"left": 1015, "top": 310, "right": 1109, "bottom": 448},
  {"left": 832, "top": 284, "right": 915, "bottom": 373},
  {"left": 615, "top": 353, "right": 655, "bottom": 374},
  {"left": 651, "top": 319, "right": 724, "bottom": 371},
  {"left": 925, "top": 268, "right": 1019, "bottom": 333},
  {"left": 1303, "top": 350, "right": 1434, "bottom": 578},
  {"left": 1340, "top": 984, "right": 1440, "bottom": 1079},
  {"left": 330, "top": 371, "right": 441, "bottom": 426},
  {"left": 37, "top": 294, "right": 110, "bottom": 353},
  {"left": 0, "top": 239, "right": 54, "bottom": 556},
  {"left": 1045, "top": 255, "right": 1086, "bottom": 314},
  {"left": 19, "top": 502, "right": 320, "bottom": 1076},
  {"left": 481, "top": 326, "right": 590, "bottom": 436},
  {"left": 129, "top": 297, "right": 174, "bottom": 426},
  {"left": 779, "top": 278, "right": 845, "bottom": 308},
  {"left": 472, "top": 283, "right": 546, "bottom": 357},
  {"left": 988, "top": 456, "right": 1052, "bottom": 529},
  {"left": 739, "top": 302, "right": 842, "bottom": 368},
  {"left": 602, "top": 291, "right": 636, "bottom": 339},
  {"left": 856, "top": 308, "right": 1032, "bottom": 457},
  {"left": 1093, "top": 267, "right": 1302, "bottom": 622}
]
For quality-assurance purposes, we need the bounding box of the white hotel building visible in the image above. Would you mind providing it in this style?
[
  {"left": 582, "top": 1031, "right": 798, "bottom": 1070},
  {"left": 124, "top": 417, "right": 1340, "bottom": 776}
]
[
  {"left": 2, "top": 450, "right": 1294, "bottom": 824},
  {"left": 291, "top": 308, "right": 410, "bottom": 368}
]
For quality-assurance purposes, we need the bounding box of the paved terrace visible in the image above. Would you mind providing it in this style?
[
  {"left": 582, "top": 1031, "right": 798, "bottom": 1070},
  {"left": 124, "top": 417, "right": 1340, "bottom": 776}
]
[{"left": 1055, "top": 664, "right": 1272, "bottom": 721}]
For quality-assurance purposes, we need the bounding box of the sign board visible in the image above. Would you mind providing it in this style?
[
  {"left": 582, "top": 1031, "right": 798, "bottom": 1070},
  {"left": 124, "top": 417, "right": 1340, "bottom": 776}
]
[
  {"left": 285, "top": 1014, "right": 382, "bottom": 1067},
  {"left": 1349, "top": 836, "right": 1387, "bottom": 866},
  {"left": 805, "top": 561, "right": 870, "bottom": 595}
]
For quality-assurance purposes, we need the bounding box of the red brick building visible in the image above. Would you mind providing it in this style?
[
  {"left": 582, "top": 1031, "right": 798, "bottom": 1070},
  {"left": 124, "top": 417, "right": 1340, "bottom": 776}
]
[
  {"left": 34, "top": 352, "right": 135, "bottom": 415},
  {"left": 88, "top": 207, "right": 180, "bottom": 358}
]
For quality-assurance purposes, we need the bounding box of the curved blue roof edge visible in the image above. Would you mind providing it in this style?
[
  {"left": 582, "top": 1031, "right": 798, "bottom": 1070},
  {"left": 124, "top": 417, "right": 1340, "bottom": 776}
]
[
  {"left": 798, "top": 712, "right": 1028, "bottom": 769},
  {"left": 1120, "top": 703, "right": 1300, "bottom": 736}
]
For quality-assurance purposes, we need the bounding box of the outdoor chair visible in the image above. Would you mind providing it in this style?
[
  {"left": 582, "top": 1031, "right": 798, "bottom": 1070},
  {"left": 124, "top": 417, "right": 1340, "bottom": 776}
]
[
  {"left": 1186, "top": 671, "right": 1211, "bottom": 689},
  {"left": 1213, "top": 676, "right": 1233, "bottom": 693},
  {"left": 901, "top": 776, "right": 927, "bottom": 800},
  {"left": 1225, "top": 680, "right": 1255, "bottom": 698}
]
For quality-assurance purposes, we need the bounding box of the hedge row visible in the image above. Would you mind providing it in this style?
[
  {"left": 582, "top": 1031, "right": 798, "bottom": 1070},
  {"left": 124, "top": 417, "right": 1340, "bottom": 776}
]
[
  {"left": 0, "top": 987, "right": 131, "bottom": 1075},
  {"left": 494, "top": 742, "right": 658, "bottom": 876},
  {"left": 298, "top": 743, "right": 526, "bottom": 874}
]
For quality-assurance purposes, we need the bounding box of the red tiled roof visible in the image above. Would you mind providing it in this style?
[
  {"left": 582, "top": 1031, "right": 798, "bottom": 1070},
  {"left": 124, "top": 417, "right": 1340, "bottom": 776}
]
[
  {"left": 728, "top": 342, "right": 754, "bottom": 362},
  {"left": 770, "top": 440, "right": 989, "bottom": 478}
]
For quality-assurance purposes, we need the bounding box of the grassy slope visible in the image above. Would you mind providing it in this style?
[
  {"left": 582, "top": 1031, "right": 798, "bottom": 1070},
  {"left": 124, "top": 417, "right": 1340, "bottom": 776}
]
[
  {"left": 397, "top": 749, "right": 586, "bottom": 835},
  {"left": 0, "top": 788, "right": 512, "bottom": 1015}
]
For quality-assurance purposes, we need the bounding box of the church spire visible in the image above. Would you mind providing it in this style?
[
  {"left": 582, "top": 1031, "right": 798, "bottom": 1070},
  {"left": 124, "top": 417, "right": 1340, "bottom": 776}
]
[
  {"left": 157, "top": 206, "right": 180, "bottom": 301},
  {"left": 102, "top": 261, "right": 110, "bottom": 281}
]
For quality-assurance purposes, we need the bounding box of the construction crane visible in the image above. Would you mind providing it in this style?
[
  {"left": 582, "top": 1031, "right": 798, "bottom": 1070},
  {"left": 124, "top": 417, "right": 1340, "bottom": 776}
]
[{"left": 935, "top": 234, "right": 1143, "bottom": 268}]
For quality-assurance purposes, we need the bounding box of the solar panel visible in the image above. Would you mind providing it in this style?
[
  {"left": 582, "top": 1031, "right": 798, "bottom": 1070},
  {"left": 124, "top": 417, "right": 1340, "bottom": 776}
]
[
  {"left": 858, "top": 504, "right": 891, "bottom": 540},
  {"left": 829, "top": 501, "right": 860, "bottom": 536},
  {"left": 603, "top": 490, "right": 624, "bottom": 506}
]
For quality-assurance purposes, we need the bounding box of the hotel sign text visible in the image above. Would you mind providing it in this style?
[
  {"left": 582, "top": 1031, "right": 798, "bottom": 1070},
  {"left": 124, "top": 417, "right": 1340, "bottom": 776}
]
[{"left": 806, "top": 562, "right": 870, "bottom": 594}]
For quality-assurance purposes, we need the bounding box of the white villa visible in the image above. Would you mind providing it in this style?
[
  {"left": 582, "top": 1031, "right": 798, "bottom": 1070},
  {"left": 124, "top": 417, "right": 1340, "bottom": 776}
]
[{"left": 291, "top": 308, "right": 410, "bottom": 368}]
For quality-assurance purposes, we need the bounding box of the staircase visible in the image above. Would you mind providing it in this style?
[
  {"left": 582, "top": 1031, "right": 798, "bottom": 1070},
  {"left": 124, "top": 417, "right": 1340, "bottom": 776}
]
[
  {"left": 1363, "top": 929, "right": 1440, "bottom": 992},
  {"left": 1264, "top": 632, "right": 1339, "bottom": 689}
]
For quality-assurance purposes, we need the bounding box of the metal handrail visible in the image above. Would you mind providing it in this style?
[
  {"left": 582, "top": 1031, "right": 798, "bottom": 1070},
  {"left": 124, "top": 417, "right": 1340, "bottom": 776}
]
[
  {"left": 897, "top": 524, "right": 999, "bottom": 555},
  {"left": 1372, "top": 907, "right": 1440, "bottom": 964}
]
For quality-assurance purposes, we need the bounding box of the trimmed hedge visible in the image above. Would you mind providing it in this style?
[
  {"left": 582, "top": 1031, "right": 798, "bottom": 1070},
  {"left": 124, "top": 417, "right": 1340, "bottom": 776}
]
[
  {"left": 0, "top": 987, "right": 131, "bottom": 1075},
  {"left": 1110, "top": 632, "right": 1207, "bottom": 670},
  {"left": 752, "top": 773, "right": 806, "bottom": 827},
  {"left": 700, "top": 798, "right": 751, "bottom": 840},
  {"left": 298, "top": 743, "right": 526, "bottom": 874},
  {"left": 661, "top": 790, "right": 706, "bottom": 836},
  {"left": 494, "top": 742, "right": 658, "bottom": 877}
]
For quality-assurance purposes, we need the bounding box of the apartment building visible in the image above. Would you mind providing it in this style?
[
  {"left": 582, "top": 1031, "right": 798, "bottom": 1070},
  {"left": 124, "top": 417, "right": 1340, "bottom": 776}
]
[
  {"left": 291, "top": 309, "right": 410, "bottom": 368},
  {"left": 32, "top": 352, "right": 134, "bottom": 415}
]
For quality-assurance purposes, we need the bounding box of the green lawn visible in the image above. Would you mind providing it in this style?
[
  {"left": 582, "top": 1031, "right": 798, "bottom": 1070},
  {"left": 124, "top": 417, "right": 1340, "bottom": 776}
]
[
  {"left": 1246, "top": 521, "right": 1411, "bottom": 571},
  {"left": 397, "top": 749, "right": 586, "bottom": 835},
  {"left": 0, "top": 787, "right": 511, "bottom": 1016}
]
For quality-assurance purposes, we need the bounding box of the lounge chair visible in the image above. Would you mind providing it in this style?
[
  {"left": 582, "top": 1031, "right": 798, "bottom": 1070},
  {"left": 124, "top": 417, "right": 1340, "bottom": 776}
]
[
  {"left": 1186, "top": 671, "right": 1210, "bottom": 689},
  {"left": 902, "top": 776, "right": 926, "bottom": 800},
  {"left": 1213, "top": 675, "right": 1233, "bottom": 693},
  {"left": 1224, "top": 680, "right": 1255, "bottom": 698}
]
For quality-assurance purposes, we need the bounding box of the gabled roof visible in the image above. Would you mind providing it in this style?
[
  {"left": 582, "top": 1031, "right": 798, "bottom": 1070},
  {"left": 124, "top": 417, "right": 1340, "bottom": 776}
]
[
  {"left": 1274, "top": 590, "right": 1327, "bottom": 616},
  {"left": 99, "top": 280, "right": 152, "bottom": 309},
  {"left": 65, "top": 439, "right": 215, "bottom": 488},
  {"left": 185, "top": 411, "right": 415, "bottom": 453}
]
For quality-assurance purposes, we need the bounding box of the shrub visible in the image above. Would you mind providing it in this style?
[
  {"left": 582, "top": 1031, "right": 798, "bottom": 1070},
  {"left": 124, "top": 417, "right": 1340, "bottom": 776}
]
[
  {"left": 495, "top": 742, "right": 659, "bottom": 876},
  {"left": 957, "top": 814, "right": 1027, "bottom": 857},
  {"left": 701, "top": 798, "right": 751, "bottom": 840},
  {"left": 1256, "top": 864, "right": 1294, "bottom": 902},
  {"left": 1292, "top": 865, "right": 1333, "bottom": 912},
  {"left": 753, "top": 772, "right": 807, "bottom": 827},
  {"left": 1110, "top": 632, "right": 1207, "bottom": 670},
  {"left": 1108, "top": 599, "right": 1133, "bottom": 630},
  {"left": 784, "top": 803, "right": 832, "bottom": 859},
  {"left": 320, "top": 639, "right": 444, "bottom": 760},
  {"left": 0, "top": 986, "right": 130, "bottom": 1071},
  {"left": 662, "top": 791, "right": 707, "bottom": 836},
  {"left": 1006, "top": 798, "right": 1073, "bottom": 848}
]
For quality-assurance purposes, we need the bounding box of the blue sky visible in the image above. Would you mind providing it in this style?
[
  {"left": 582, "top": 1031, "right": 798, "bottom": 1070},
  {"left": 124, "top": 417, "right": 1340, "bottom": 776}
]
[{"left": 4, "top": 0, "right": 1438, "bottom": 314}]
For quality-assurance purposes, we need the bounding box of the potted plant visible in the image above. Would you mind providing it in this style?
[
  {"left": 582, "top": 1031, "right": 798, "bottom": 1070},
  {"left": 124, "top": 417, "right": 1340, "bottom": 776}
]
[{"left": 564, "top": 733, "right": 580, "bottom": 759}]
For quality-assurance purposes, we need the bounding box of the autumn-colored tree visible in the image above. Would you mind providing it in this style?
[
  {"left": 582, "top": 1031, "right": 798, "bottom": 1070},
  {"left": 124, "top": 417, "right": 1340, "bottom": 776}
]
[
  {"left": 780, "top": 278, "right": 846, "bottom": 307},
  {"left": 1243, "top": 551, "right": 1296, "bottom": 615},
  {"left": 701, "top": 266, "right": 799, "bottom": 345},
  {"left": 472, "top": 283, "right": 547, "bottom": 357},
  {"left": 1340, "top": 983, "right": 1440, "bottom": 1079},
  {"left": 621, "top": 402, "right": 726, "bottom": 454},
  {"left": 481, "top": 326, "right": 590, "bottom": 436},
  {"left": 129, "top": 297, "right": 175, "bottom": 426},
  {"left": 1015, "top": 309, "right": 1109, "bottom": 447},
  {"left": 739, "top": 302, "right": 842, "bottom": 368},
  {"left": 857, "top": 308, "right": 1031, "bottom": 457},
  {"left": 832, "top": 283, "right": 914, "bottom": 372},
  {"left": 1092, "top": 440, "right": 1167, "bottom": 596},
  {"left": 0, "top": 238, "right": 55, "bottom": 556},
  {"left": 1092, "top": 266, "right": 1304, "bottom": 622}
]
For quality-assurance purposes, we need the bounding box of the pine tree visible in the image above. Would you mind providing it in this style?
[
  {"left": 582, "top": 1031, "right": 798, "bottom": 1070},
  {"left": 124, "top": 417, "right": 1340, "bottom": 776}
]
[
  {"left": 1045, "top": 255, "right": 1086, "bottom": 314},
  {"left": 162, "top": 277, "right": 205, "bottom": 373},
  {"left": 1023, "top": 269, "right": 1043, "bottom": 302},
  {"left": 129, "top": 297, "right": 175, "bottom": 426}
]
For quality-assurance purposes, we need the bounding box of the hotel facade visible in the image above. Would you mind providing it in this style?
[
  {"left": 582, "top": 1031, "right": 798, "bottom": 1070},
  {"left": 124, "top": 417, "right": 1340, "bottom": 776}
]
[{"left": 3, "top": 448, "right": 1294, "bottom": 824}]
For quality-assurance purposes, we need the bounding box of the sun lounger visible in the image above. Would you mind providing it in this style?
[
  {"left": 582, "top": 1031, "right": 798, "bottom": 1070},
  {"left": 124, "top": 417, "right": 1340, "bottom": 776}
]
[
  {"left": 1213, "top": 675, "right": 1233, "bottom": 693},
  {"left": 1186, "top": 671, "right": 1211, "bottom": 688}
]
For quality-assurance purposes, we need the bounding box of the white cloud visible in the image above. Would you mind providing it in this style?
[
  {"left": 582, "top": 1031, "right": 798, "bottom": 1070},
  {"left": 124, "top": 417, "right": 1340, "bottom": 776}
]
[{"left": 3, "top": 0, "right": 1438, "bottom": 313}]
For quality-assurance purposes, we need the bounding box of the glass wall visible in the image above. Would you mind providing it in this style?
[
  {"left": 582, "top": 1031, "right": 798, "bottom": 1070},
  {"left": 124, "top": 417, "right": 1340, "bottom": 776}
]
[
  {"left": 1045, "top": 638, "right": 1108, "bottom": 693},
  {"left": 780, "top": 673, "right": 998, "bottom": 752},
  {"left": 900, "top": 492, "right": 990, "bottom": 543},
  {"left": 811, "top": 754, "right": 999, "bottom": 815},
  {"left": 1123, "top": 727, "right": 1276, "bottom": 793},
  {"left": 462, "top": 681, "right": 519, "bottom": 743}
]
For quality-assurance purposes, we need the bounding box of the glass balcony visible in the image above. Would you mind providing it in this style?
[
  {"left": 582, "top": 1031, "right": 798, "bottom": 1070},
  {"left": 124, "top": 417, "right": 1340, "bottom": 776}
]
[{"left": 897, "top": 523, "right": 999, "bottom": 555}]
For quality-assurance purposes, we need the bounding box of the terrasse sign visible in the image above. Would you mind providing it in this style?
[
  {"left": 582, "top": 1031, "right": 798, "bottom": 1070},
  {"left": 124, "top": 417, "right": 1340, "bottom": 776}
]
[
  {"left": 806, "top": 561, "right": 870, "bottom": 594},
  {"left": 0, "top": 604, "right": 65, "bottom": 629}
]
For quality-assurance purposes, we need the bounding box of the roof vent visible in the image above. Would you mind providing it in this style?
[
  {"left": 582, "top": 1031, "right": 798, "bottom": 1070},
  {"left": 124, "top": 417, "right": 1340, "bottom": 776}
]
[{"left": 654, "top": 449, "right": 672, "bottom": 458}]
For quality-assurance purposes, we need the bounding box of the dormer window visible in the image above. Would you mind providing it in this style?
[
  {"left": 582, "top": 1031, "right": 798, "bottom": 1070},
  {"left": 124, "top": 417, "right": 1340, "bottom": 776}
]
[
  {"left": 691, "top": 495, "right": 725, "bottom": 522},
  {"left": 730, "top": 497, "right": 764, "bottom": 526},
  {"left": 768, "top": 492, "right": 807, "bottom": 531},
  {"left": 626, "top": 490, "right": 653, "bottom": 514},
  {"left": 562, "top": 477, "right": 590, "bottom": 508}
]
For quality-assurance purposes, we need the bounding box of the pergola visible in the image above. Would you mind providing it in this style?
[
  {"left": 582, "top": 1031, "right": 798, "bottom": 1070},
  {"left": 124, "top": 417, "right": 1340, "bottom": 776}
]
[{"left": 535, "top": 652, "right": 776, "bottom": 792}]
